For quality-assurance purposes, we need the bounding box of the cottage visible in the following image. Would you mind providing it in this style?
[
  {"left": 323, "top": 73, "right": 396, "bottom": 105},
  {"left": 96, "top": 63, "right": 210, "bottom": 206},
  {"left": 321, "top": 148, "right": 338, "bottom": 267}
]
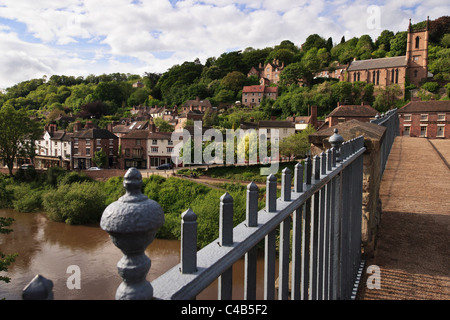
[
  {"left": 248, "top": 59, "right": 285, "bottom": 85},
  {"left": 241, "top": 85, "right": 278, "bottom": 108},
  {"left": 322, "top": 103, "right": 378, "bottom": 128}
]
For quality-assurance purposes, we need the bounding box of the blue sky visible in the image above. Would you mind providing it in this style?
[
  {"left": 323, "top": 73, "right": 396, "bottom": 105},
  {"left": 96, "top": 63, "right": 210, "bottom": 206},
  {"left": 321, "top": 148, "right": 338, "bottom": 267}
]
[{"left": 0, "top": 0, "right": 448, "bottom": 89}]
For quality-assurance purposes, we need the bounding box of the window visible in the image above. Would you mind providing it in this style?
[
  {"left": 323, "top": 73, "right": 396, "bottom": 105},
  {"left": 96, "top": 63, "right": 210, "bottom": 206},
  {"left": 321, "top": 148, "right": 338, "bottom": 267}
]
[
  {"left": 357, "top": 72, "right": 360, "bottom": 81},
  {"left": 413, "top": 56, "right": 419, "bottom": 62},
  {"left": 74, "top": 138, "right": 78, "bottom": 145},
  {"left": 167, "top": 147, "right": 174, "bottom": 153},
  {"left": 74, "top": 148, "right": 78, "bottom": 155},
  {"left": 414, "top": 70, "right": 418, "bottom": 77},
  {"left": 151, "top": 147, "right": 158, "bottom": 153},
  {"left": 395, "top": 69, "right": 399, "bottom": 84},
  {"left": 376, "top": 71, "right": 380, "bottom": 85},
  {"left": 438, "top": 114, "right": 446, "bottom": 121},
  {"left": 420, "top": 114, "right": 428, "bottom": 121},
  {"left": 152, "top": 139, "right": 157, "bottom": 145},
  {"left": 86, "top": 139, "right": 91, "bottom": 146},
  {"left": 109, "top": 139, "right": 114, "bottom": 146},
  {"left": 168, "top": 140, "right": 173, "bottom": 146},
  {"left": 109, "top": 147, "right": 113, "bottom": 156},
  {"left": 86, "top": 148, "right": 90, "bottom": 156},
  {"left": 437, "top": 125, "right": 444, "bottom": 137},
  {"left": 391, "top": 69, "right": 395, "bottom": 83},
  {"left": 96, "top": 139, "right": 101, "bottom": 145},
  {"left": 404, "top": 114, "right": 411, "bottom": 121},
  {"left": 136, "top": 139, "right": 141, "bottom": 146},
  {"left": 125, "top": 148, "right": 130, "bottom": 157},
  {"left": 415, "top": 36, "right": 420, "bottom": 49},
  {"left": 420, "top": 126, "right": 427, "bottom": 137},
  {"left": 404, "top": 125, "right": 411, "bottom": 136}
]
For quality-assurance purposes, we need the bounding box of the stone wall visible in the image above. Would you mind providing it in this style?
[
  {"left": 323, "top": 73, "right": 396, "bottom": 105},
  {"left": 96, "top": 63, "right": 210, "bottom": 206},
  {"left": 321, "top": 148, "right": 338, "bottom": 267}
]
[{"left": 309, "top": 119, "right": 386, "bottom": 258}]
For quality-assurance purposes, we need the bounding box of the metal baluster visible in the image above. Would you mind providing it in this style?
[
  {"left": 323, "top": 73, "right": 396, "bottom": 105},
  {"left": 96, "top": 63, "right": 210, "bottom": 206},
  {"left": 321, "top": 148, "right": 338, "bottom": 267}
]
[
  {"left": 218, "top": 192, "right": 233, "bottom": 300},
  {"left": 181, "top": 208, "right": 197, "bottom": 274},
  {"left": 245, "top": 182, "right": 258, "bottom": 300}
]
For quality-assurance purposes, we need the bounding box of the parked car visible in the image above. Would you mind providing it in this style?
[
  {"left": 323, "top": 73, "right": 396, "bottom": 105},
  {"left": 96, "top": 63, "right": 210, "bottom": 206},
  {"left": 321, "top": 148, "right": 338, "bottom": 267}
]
[
  {"left": 87, "top": 167, "right": 102, "bottom": 170},
  {"left": 156, "top": 163, "right": 173, "bottom": 170},
  {"left": 20, "top": 164, "right": 34, "bottom": 170}
]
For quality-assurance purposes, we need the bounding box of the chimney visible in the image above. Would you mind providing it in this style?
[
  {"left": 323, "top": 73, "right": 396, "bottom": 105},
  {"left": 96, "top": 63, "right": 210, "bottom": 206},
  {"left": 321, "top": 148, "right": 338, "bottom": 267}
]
[
  {"left": 85, "top": 120, "right": 94, "bottom": 129},
  {"left": 49, "top": 124, "right": 57, "bottom": 132},
  {"left": 310, "top": 105, "right": 318, "bottom": 126},
  {"left": 74, "top": 121, "right": 82, "bottom": 132}
]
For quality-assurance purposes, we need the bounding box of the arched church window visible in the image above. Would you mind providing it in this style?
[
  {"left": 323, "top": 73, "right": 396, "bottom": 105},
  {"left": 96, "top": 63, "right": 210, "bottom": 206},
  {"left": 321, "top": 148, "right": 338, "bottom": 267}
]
[{"left": 415, "top": 36, "right": 420, "bottom": 49}]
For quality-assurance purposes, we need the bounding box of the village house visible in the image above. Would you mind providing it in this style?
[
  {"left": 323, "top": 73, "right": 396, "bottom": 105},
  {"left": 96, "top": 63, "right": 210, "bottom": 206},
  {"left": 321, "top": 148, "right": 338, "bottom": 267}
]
[
  {"left": 320, "top": 103, "right": 378, "bottom": 129},
  {"left": 398, "top": 100, "right": 450, "bottom": 139},
  {"left": 241, "top": 85, "right": 278, "bottom": 108},
  {"left": 286, "top": 105, "right": 320, "bottom": 131},
  {"left": 71, "top": 121, "right": 119, "bottom": 169},
  {"left": 344, "top": 18, "right": 430, "bottom": 92},
  {"left": 35, "top": 124, "right": 73, "bottom": 170},
  {"left": 248, "top": 59, "right": 285, "bottom": 85},
  {"left": 240, "top": 119, "right": 295, "bottom": 142},
  {"left": 183, "top": 97, "right": 212, "bottom": 113}
]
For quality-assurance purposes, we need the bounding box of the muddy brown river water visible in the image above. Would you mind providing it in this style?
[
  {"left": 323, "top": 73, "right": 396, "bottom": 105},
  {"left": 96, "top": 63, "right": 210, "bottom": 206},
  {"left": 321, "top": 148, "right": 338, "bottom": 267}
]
[{"left": 0, "top": 209, "right": 269, "bottom": 300}]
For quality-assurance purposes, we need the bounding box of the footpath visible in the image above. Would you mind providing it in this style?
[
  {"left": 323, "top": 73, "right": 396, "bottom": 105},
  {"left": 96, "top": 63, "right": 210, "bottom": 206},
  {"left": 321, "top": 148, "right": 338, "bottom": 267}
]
[{"left": 358, "top": 136, "right": 450, "bottom": 300}]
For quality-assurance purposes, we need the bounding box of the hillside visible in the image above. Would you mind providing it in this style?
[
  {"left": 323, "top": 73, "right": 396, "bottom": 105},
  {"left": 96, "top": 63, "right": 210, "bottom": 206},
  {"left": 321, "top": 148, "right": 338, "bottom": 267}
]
[{"left": 0, "top": 16, "right": 449, "bottom": 130}]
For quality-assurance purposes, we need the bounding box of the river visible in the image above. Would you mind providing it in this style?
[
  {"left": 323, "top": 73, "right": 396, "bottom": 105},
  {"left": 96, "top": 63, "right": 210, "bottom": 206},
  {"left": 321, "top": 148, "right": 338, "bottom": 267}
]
[{"left": 0, "top": 209, "right": 269, "bottom": 300}]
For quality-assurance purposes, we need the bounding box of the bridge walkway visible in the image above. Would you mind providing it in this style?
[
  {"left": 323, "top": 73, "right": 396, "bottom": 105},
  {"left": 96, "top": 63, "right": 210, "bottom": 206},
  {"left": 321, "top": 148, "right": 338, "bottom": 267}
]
[{"left": 358, "top": 136, "right": 450, "bottom": 299}]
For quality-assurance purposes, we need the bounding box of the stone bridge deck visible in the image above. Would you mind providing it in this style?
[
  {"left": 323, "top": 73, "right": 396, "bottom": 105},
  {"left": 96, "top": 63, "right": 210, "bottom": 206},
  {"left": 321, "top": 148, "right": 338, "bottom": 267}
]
[{"left": 358, "top": 136, "right": 450, "bottom": 300}]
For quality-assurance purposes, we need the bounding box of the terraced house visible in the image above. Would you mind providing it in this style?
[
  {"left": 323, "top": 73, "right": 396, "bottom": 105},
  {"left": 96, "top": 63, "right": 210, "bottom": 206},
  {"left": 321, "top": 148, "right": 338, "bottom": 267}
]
[
  {"left": 35, "top": 124, "right": 72, "bottom": 170},
  {"left": 71, "top": 121, "right": 119, "bottom": 169}
]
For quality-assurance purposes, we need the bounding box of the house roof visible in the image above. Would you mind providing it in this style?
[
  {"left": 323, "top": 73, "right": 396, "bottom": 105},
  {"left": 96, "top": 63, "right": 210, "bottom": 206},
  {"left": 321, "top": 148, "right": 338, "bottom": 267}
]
[
  {"left": 183, "top": 98, "right": 212, "bottom": 108},
  {"left": 327, "top": 104, "right": 378, "bottom": 118},
  {"left": 242, "top": 85, "right": 278, "bottom": 93},
  {"left": 397, "top": 100, "right": 450, "bottom": 113},
  {"left": 72, "top": 128, "right": 117, "bottom": 139},
  {"left": 347, "top": 56, "right": 407, "bottom": 71},
  {"left": 240, "top": 120, "right": 295, "bottom": 129}
]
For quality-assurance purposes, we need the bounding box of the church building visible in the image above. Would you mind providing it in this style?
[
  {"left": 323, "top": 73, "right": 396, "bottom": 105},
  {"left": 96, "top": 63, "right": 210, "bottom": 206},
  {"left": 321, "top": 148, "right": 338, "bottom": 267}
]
[{"left": 345, "top": 18, "right": 430, "bottom": 92}]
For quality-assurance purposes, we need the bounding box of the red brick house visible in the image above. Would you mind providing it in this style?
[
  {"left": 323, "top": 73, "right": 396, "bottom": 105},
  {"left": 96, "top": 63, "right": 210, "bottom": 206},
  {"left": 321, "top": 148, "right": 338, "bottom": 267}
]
[
  {"left": 248, "top": 59, "right": 285, "bottom": 85},
  {"left": 71, "top": 122, "right": 119, "bottom": 169},
  {"left": 398, "top": 100, "right": 450, "bottom": 138},
  {"left": 322, "top": 103, "right": 378, "bottom": 128},
  {"left": 242, "top": 85, "right": 278, "bottom": 108}
]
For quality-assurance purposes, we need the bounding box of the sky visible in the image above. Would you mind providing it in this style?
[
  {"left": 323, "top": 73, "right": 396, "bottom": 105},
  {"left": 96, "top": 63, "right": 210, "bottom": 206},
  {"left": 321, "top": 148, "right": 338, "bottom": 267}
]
[{"left": 0, "top": 0, "right": 448, "bottom": 90}]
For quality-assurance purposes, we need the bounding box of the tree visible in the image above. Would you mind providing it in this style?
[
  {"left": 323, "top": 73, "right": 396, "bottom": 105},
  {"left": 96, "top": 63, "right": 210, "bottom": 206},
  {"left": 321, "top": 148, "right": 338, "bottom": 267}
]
[
  {"left": 389, "top": 31, "right": 407, "bottom": 56},
  {"left": 375, "top": 30, "right": 395, "bottom": 52},
  {"left": 0, "top": 105, "right": 41, "bottom": 176},
  {"left": 0, "top": 217, "right": 17, "bottom": 284},
  {"left": 279, "top": 125, "right": 316, "bottom": 159},
  {"left": 153, "top": 117, "right": 174, "bottom": 132},
  {"left": 93, "top": 148, "right": 107, "bottom": 168}
]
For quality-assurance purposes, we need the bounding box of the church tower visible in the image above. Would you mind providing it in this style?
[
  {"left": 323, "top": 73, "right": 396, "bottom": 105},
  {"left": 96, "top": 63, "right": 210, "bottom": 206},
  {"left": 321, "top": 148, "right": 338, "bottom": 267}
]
[{"left": 406, "top": 17, "right": 429, "bottom": 86}]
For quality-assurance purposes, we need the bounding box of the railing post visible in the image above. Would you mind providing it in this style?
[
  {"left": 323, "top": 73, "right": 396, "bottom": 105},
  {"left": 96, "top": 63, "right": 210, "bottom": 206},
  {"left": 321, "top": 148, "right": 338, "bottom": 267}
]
[
  {"left": 294, "top": 162, "right": 303, "bottom": 193},
  {"left": 219, "top": 192, "right": 234, "bottom": 300},
  {"left": 329, "top": 128, "right": 344, "bottom": 162},
  {"left": 181, "top": 208, "right": 197, "bottom": 274},
  {"left": 266, "top": 174, "right": 277, "bottom": 213},
  {"left": 219, "top": 192, "right": 234, "bottom": 246},
  {"left": 100, "top": 168, "right": 165, "bottom": 300},
  {"left": 281, "top": 167, "right": 292, "bottom": 201},
  {"left": 245, "top": 182, "right": 258, "bottom": 300}
]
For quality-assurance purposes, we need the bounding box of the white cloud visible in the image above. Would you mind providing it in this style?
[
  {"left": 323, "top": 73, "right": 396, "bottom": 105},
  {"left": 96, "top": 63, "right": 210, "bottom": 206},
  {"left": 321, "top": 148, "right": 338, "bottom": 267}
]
[{"left": 0, "top": 0, "right": 449, "bottom": 89}]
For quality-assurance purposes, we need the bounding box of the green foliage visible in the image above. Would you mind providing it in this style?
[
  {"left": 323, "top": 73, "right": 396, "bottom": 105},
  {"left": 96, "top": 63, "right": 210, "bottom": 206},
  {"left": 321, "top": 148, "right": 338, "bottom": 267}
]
[
  {"left": 421, "top": 82, "right": 440, "bottom": 93},
  {"left": 0, "top": 216, "right": 18, "bottom": 284},
  {"left": 93, "top": 148, "right": 107, "bottom": 168},
  {"left": 42, "top": 182, "right": 107, "bottom": 225},
  {"left": 279, "top": 125, "right": 316, "bottom": 159},
  {"left": 10, "top": 184, "right": 45, "bottom": 213}
]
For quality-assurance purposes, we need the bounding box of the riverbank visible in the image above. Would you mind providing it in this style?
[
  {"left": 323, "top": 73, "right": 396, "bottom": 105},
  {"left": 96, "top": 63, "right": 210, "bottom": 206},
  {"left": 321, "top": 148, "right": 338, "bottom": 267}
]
[{"left": 0, "top": 167, "right": 267, "bottom": 249}]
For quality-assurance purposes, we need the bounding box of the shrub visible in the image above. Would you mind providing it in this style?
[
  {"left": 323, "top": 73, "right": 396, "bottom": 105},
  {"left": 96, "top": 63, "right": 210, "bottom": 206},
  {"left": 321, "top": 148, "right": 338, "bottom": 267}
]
[
  {"left": 421, "top": 81, "right": 440, "bottom": 93},
  {"left": 43, "top": 182, "right": 106, "bottom": 224},
  {"left": 59, "top": 171, "right": 93, "bottom": 185},
  {"left": 11, "top": 184, "right": 44, "bottom": 213}
]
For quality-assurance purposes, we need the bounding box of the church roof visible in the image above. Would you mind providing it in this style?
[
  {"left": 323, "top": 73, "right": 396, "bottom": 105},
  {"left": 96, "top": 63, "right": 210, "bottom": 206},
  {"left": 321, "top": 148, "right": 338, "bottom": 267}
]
[{"left": 348, "top": 56, "right": 407, "bottom": 71}]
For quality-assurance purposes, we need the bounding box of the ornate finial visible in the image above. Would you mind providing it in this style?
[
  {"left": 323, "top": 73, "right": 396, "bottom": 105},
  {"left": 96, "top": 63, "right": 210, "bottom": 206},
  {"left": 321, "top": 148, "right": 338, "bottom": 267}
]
[
  {"left": 329, "top": 127, "right": 344, "bottom": 162},
  {"left": 100, "top": 167, "right": 165, "bottom": 300},
  {"left": 22, "top": 275, "right": 53, "bottom": 300}
]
